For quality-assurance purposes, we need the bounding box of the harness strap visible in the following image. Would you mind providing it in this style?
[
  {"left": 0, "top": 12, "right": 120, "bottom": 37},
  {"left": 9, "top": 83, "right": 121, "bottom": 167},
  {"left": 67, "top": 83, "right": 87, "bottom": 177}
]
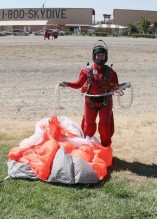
[
  {"left": 86, "top": 64, "right": 112, "bottom": 106},
  {"left": 87, "top": 99, "right": 110, "bottom": 111}
]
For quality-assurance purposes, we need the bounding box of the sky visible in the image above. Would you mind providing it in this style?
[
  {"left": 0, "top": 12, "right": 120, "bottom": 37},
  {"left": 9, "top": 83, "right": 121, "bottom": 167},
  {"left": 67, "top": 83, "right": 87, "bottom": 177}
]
[{"left": 0, "top": 0, "right": 157, "bottom": 21}]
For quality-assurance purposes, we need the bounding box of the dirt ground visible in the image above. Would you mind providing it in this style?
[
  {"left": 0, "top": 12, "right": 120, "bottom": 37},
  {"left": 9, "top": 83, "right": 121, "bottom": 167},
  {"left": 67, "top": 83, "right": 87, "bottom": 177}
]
[{"left": 0, "top": 35, "right": 157, "bottom": 181}]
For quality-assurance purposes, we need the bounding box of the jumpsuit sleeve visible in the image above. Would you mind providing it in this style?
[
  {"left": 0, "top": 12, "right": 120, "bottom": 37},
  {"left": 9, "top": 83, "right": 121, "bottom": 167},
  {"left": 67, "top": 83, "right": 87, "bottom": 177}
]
[
  {"left": 67, "top": 69, "right": 87, "bottom": 89},
  {"left": 109, "top": 70, "right": 119, "bottom": 91}
]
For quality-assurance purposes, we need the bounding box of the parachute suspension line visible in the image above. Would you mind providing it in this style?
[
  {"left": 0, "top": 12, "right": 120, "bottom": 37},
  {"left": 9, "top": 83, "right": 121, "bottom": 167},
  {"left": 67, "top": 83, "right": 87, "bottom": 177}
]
[
  {"left": 66, "top": 86, "right": 84, "bottom": 96},
  {"left": 0, "top": 175, "right": 10, "bottom": 183},
  {"left": 52, "top": 84, "right": 61, "bottom": 115},
  {"left": 67, "top": 82, "right": 133, "bottom": 98},
  {"left": 52, "top": 85, "right": 82, "bottom": 117},
  {"left": 58, "top": 82, "right": 133, "bottom": 110},
  {"left": 117, "top": 83, "right": 134, "bottom": 109}
]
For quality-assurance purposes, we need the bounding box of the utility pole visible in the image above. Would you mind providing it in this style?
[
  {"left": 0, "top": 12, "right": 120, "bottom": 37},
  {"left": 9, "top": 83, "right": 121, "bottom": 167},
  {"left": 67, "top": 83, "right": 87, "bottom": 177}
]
[{"left": 42, "top": 0, "right": 47, "bottom": 8}]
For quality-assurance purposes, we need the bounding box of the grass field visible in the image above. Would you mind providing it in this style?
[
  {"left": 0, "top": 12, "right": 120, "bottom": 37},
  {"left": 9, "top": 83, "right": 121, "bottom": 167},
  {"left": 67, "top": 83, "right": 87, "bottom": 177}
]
[{"left": 1, "top": 133, "right": 157, "bottom": 219}]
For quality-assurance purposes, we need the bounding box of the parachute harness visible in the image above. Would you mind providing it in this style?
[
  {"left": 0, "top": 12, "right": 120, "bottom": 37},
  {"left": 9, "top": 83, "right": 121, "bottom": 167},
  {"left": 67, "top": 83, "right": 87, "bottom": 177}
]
[{"left": 85, "top": 64, "right": 112, "bottom": 108}]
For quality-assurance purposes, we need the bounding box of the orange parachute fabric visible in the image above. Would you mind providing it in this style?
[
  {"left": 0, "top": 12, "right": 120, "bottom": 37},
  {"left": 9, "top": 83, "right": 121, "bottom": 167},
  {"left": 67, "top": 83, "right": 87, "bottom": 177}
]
[
  {"left": 8, "top": 115, "right": 112, "bottom": 182},
  {"left": 8, "top": 139, "right": 59, "bottom": 181},
  {"left": 47, "top": 116, "right": 78, "bottom": 140}
]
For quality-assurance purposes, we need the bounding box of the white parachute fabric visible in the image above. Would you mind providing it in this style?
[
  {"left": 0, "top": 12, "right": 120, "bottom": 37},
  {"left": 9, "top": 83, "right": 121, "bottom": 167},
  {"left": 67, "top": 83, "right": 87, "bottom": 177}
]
[
  {"left": 7, "top": 115, "right": 112, "bottom": 184},
  {"left": 19, "top": 116, "right": 85, "bottom": 148}
]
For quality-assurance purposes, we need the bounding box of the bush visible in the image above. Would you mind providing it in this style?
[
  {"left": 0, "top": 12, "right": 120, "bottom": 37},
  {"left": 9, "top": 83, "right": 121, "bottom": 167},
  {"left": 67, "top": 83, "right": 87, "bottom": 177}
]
[
  {"left": 132, "top": 33, "right": 156, "bottom": 38},
  {"left": 112, "top": 33, "right": 119, "bottom": 37},
  {"left": 81, "top": 32, "right": 86, "bottom": 36},
  {"left": 64, "top": 30, "right": 73, "bottom": 35},
  {"left": 95, "top": 32, "right": 108, "bottom": 37}
]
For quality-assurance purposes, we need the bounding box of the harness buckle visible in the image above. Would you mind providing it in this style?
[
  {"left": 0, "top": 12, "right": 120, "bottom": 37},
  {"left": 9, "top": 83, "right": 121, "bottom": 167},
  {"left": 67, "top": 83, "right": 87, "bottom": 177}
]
[
  {"left": 119, "top": 91, "right": 124, "bottom": 96},
  {"left": 103, "top": 96, "right": 110, "bottom": 106},
  {"left": 90, "top": 102, "right": 95, "bottom": 108},
  {"left": 103, "top": 99, "right": 108, "bottom": 106}
]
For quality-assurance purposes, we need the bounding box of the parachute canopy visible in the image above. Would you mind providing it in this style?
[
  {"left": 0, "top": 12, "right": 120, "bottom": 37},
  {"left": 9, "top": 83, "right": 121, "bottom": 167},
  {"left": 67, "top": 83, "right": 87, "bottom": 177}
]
[{"left": 7, "top": 115, "right": 112, "bottom": 184}]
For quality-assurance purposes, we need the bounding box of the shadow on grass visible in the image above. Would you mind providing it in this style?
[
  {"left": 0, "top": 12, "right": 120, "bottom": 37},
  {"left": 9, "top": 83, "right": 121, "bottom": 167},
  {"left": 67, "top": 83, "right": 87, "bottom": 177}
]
[
  {"left": 2, "top": 157, "right": 156, "bottom": 189},
  {"left": 62, "top": 157, "right": 157, "bottom": 189},
  {"left": 111, "top": 157, "right": 157, "bottom": 178}
]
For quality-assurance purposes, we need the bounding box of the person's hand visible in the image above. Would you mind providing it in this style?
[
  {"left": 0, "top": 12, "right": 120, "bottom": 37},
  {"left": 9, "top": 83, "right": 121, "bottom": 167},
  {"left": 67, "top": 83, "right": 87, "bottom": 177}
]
[{"left": 59, "top": 82, "right": 68, "bottom": 87}]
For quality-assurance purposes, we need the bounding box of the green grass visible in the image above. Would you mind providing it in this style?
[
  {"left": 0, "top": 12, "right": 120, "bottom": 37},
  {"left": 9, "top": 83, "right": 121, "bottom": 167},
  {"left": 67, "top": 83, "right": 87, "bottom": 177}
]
[{"left": 0, "top": 133, "right": 157, "bottom": 219}]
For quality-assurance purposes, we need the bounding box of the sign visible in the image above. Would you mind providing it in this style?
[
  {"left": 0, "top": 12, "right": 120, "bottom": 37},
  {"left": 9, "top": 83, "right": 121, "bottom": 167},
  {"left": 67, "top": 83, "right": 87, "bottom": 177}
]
[
  {"left": 0, "top": 8, "right": 94, "bottom": 25},
  {"left": 0, "top": 8, "right": 67, "bottom": 20}
]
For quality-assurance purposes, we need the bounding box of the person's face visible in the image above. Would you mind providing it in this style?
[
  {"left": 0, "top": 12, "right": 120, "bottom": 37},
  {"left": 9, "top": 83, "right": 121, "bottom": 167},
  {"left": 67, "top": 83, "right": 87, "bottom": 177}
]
[{"left": 95, "top": 53, "right": 106, "bottom": 61}]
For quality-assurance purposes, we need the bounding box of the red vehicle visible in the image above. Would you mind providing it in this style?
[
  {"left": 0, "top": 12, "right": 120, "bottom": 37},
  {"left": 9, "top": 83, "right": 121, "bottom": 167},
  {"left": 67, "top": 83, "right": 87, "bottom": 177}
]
[{"left": 44, "top": 29, "right": 59, "bottom": 40}]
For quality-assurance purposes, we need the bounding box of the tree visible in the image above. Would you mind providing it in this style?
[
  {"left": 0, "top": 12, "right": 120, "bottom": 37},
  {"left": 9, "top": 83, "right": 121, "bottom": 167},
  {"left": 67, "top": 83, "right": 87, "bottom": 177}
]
[
  {"left": 127, "top": 24, "right": 138, "bottom": 35},
  {"left": 153, "top": 21, "right": 157, "bottom": 34},
  {"left": 138, "top": 16, "right": 151, "bottom": 34}
]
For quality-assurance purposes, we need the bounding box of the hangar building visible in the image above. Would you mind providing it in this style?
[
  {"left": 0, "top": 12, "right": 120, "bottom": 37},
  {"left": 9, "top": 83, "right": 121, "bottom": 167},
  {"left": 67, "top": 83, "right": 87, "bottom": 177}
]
[
  {"left": 0, "top": 8, "right": 95, "bottom": 31},
  {"left": 113, "top": 9, "right": 157, "bottom": 26}
]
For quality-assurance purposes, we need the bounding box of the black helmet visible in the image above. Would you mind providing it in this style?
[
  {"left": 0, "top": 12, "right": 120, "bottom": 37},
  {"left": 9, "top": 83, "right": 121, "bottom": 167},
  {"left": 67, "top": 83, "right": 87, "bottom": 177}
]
[{"left": 92, "top": 40, "right": 108, "bottom": 66}]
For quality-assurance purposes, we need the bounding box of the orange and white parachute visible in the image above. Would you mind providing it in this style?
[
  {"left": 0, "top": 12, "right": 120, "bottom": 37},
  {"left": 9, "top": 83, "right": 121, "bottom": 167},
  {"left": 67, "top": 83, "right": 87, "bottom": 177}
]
[{"left": 7, "top": 115, "right": 112, "bottom": 184}]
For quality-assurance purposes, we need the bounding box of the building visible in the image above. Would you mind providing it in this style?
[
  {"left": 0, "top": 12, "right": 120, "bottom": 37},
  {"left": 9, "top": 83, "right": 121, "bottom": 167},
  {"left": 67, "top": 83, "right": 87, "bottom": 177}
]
[
  {"left": 91, "top": 23, "right": 127, "bottom": 35},
  {"left": 0, "top": 8, "right": 95, "bottom": 31},
  {"left": 113, "top": 9, "right": 157, "bottom": 26}
]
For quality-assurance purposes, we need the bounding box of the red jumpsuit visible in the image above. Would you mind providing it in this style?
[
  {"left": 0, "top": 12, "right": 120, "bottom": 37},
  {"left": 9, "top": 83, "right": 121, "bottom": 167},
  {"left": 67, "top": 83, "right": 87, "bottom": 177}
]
[
  {"left": 67, "top": 63, "right": 118, "bottom": 147},
  {"left": 44, "top": 30, "right": 51, "bottom": 40}
]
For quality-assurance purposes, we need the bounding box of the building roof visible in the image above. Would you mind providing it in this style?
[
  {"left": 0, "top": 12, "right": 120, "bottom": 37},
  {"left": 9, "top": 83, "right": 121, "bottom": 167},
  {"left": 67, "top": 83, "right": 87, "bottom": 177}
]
[
  {"left": 65, "top": 24, "right": 90, "bottom": 27},
  {"left": 0, "top": 20, "right": 48, "bottom": 26},
  {"left": 92, "top": 24, "right": 127, "bottom": 29}
]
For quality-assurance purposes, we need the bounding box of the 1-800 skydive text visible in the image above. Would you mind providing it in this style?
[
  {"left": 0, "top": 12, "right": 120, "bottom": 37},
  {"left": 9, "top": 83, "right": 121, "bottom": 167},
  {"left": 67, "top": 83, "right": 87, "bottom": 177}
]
[{"left": 1, "top": 8, "right": 67, "bottom": 20}]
